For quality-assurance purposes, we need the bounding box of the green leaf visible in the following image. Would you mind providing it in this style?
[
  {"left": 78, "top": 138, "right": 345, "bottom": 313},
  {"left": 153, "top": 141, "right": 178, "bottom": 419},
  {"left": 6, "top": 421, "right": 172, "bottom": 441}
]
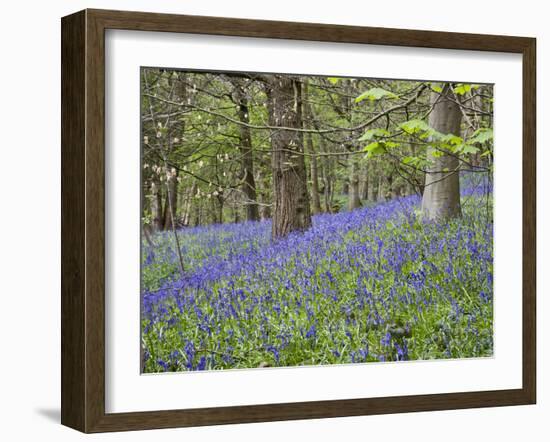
[
  {"left": 453, "top": 84, "right": 472, "bottom": 95},
  {"left": 399, "top": 119, "right": 433, "bottom": 136},
  {"left": 429, "top": 83, "right": 443, "bottom": 93},
  {"left": 363, "top": 140, "right": 399, "bottom": 157},
  {"left": 327, "top": 77, "right": 341, "bottom": 85},
  {"left": 461, "top": 144, "right": 480, "bottom": 154},
  {"left": 439, "top": 133, "right": 464, "bottom": 146},
  {"left": 364, "top": 142, "right": 387, "bottom": 156},
  {"left": 363, "top": 142, "right": 384, "bottom": 155},
  {"left": 358, "top": 128, "right": 390, "bottom": 141},
  {"left": 468, "top": 128, "right": 493, "bottom": 144},
  {"left": 402, "top": 156, "right": 418, "bottom": 165},
  {"left": 355, "top": 87, "right": 398, "bottom": 103}
]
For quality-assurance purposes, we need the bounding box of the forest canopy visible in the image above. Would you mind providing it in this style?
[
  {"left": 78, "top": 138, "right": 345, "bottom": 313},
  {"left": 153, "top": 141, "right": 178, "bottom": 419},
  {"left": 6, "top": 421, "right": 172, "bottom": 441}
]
[{"left": 141, "top": 69, "right": 493, "bottom": 239}]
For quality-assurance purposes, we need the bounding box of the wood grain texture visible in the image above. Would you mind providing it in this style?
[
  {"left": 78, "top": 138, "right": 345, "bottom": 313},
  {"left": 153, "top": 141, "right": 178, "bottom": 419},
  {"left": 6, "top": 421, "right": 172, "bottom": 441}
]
[
  {"left": 61, "top": 10, "right": 86, "bottom": 431},
  {"left": 522, "top": 38, "right": 537, "bottom": 404},
  {"left": 61, "top": 8, "right": 537, "bottom": 433}
]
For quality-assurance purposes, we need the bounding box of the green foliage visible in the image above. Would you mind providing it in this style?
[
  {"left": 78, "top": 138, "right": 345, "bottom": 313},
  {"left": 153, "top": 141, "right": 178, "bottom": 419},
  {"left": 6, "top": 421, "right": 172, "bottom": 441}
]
[
  {"left": 355, "top": 87, "right": 398, "bottom": 103},
  {"left": 358, "top": 128, "right": 390, "bottom": 141},
  {"left": 453, "top": 83, "right": 480, "bottom": 96},
  {"left": 460, "top": 144, "right": 480, "bottom": 155},
  {"left": 399, "top": 119, "right": 434, "bottom": 137},
  {"left": 468, "top": 128, "right": 493, "bottom": 144},
  {"left": 363, "top": 141, "right": 399, "bottom": 157},
  {"left": 402, "top": 155, "right": 429, "bottom": 168}
]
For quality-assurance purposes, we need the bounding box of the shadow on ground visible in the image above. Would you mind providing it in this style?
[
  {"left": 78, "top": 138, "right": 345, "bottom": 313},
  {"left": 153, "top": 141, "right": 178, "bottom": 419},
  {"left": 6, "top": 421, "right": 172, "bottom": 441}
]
[{"left": 35, "top": 408, "right": 60, "bottom": 423}]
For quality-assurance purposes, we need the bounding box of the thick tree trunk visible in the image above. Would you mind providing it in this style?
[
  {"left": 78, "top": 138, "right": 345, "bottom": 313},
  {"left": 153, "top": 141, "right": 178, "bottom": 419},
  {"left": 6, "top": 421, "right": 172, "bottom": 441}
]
[
  {"left": 266, "top": 76, "right": 312, "bottom": 239},
  {"left": 421, "top": 84, "right": 462, "bottom": 221},
  {"left": 233, "top": 83, "right": 259, "bottom": 221}
]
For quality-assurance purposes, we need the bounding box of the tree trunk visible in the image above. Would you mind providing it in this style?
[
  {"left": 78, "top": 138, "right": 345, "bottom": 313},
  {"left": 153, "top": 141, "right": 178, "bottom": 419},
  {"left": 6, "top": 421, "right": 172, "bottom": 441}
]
[
  {"left": 306, "top": 133, "right": 322, "bottom": 215},
  {"left": 303, "top": 82, "right": 322, "bottom": 215},
  {"left": 233, "top": 82, "right": 259, "bottom": 221},
  {"left": 360, "top": 169, "right": 369, "bottom": 201},
  {"left": 256, "top": 167, "right": 272, "bottom": 220},
  {"left": 377, "top": 175, "right": 386, "bottom": 201},
  {"left": 368, "top": 177, "right": 377, "bottom": 202},
  {"left": 214, "top": 196, "right": 224, "bottom": 224},
  {"left": 319, "top": 136, "right": 333, "bottom": 213},
  {"left": 348, "top": 158, "right": 361, "bottom": 210},
  {"left": 182, "top": 181, "right": 196, "bottom": 227},
  {"left": 421, "top": 84, "right": 462, "bottom": 220},
  {"left": 151, "top": 180, "right": 163, "bottom": 231},
  {"left": 266, "top": 76, "right": 312, "bottom": 239},
  {"left": 163, "top": 168, "right": 178, "bottom": 230}
]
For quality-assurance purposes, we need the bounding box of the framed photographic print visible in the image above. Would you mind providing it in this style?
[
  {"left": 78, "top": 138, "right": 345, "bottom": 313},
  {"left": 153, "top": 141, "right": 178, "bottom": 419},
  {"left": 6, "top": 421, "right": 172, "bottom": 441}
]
[{"left": 61, "top": 9, "right": 536, "bottom": 433}]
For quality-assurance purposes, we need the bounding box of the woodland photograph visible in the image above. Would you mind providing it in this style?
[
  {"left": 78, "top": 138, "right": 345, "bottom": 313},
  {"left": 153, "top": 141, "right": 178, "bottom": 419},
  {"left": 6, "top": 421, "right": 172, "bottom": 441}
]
[{"left": 140, "top": 68, "right": 494, "bottom": 373}]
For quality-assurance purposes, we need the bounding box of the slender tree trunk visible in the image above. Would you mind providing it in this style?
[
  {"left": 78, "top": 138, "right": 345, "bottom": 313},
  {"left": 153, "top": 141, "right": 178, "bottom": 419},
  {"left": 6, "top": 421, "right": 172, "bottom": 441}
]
[
  {"left": 182, "top": 181, "right": 196, "bottom": 226},
  {"left": 266, "top": 76, "right": 312, "bottom": 239},
  {"left": 421, "top": 84, "right": 462, "bottom": 220},
  {"left": 318, "top": 136, "right": 333, "bottom": 212},
  {"left": 305, "top": 133, "right": 322, "bottom": 215},
  {"left": 348, "top": 158, "right": 361, "bottom": 210},
  {"left": 303, "top": 82, "right": 322, "bottom": 215},
  {"left": 368, "top": 177, "right": 378, "bottom": 202},
  {"left": 216, "top": 195, "right": 224, "bottom": 224},
  {"left": 233, "top": 82, "right": 259, "bottom": 221},
  {"left": 377, "top": 175, "right": 386, "bottom": 201},
  {"left": 151, "top": 180, "right": 163, "bottom": 231},
  {"left": 256, "top": 167, "right": 272, "bottom": 220},
  {"left": 163, "top": 169, "right": 178, "bottom": 230},
  {"left": 360, "top": 169, "right": 369, "bottom": 201}
]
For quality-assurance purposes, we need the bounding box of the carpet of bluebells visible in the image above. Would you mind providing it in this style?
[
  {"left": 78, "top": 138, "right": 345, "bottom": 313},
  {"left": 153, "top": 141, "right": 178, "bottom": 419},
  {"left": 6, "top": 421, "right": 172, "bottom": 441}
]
[{"left": 141, "top": 191, "right": 493, "bottom": 373}]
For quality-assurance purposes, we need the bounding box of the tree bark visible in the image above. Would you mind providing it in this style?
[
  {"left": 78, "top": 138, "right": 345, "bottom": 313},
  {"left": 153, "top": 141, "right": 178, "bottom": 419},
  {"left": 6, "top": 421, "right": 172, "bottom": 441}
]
[
  {"left": 421, "top": 84, "right": 462, "bottom": 221},
  {"left": 151, "top": 180, "right": 163, "bottom": 231},
  {"left": 303, "top": 82, "right": 322, "bottom": 215},
  {"left": 360, "top": 168, "right": 369, "bottom": 201},
  {"left": 256, "top": 167, "right": 272, "bottom": 220},
  {"left": 266, "top": 76, "right": 312, "bottom": 239},
  {"left": 348, "top": 158, "right": 361, "bottom": 210},
  {"left": 163, "top": 168, "right": 178, "bottom": 230},
  {"left": 181, "top": 181, "right": 196, "bottom": 227},
  {"left": 306, "top": 132, "right": 322, "bottom": 215},
  {"left": 233, "top": 82, "right": 259, "bottom": 221},
  {"left": 318, "top": 136, "right": 333, "bottom": 213},
  {"left": 377, "top": 174, "right": 386, "bottom": 202}
]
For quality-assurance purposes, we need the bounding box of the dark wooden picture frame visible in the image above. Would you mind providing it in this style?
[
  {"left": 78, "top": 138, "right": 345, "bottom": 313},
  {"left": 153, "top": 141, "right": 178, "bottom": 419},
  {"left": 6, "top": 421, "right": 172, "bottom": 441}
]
[{"left": 61, "top": 8, "right": 536, "bottom": 433}]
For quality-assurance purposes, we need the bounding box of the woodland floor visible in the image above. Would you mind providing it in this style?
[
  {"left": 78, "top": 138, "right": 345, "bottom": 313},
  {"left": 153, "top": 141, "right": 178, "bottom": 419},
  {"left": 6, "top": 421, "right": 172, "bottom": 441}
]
[{"left": 141, "top": 192, "right": 493, "bottom": 372}]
